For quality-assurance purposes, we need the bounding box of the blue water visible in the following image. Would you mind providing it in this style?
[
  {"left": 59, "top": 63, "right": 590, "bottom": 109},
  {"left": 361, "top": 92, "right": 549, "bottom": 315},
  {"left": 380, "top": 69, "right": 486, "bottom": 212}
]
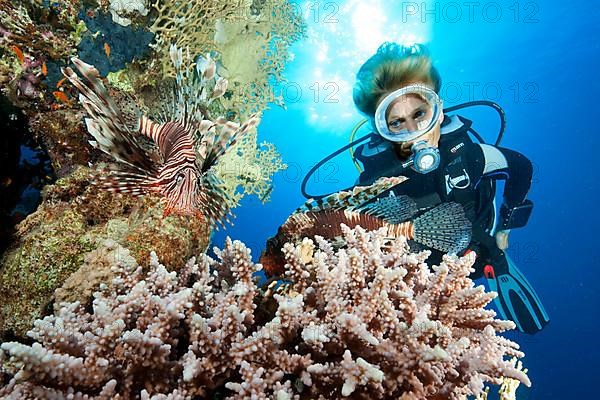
[{"left": 212, "top": 0, "right": 599, "bottom": 398}]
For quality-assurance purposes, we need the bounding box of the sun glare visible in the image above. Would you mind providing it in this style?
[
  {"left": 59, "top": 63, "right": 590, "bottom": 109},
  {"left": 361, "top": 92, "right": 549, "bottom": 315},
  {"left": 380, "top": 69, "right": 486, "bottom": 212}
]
[{"left": 289, "top": 0, "right": 432, "bottom": 131}]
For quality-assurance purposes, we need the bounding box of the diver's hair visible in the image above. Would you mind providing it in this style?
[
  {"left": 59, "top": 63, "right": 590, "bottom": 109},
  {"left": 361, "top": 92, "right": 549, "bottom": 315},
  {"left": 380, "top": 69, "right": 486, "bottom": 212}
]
[{"left": 352, "top": 42, "right": 441, "bottom": 117}]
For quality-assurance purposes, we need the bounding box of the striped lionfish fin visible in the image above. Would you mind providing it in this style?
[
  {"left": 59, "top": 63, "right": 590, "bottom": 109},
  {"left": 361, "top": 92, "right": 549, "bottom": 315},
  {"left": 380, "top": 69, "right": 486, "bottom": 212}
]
[
  {"left": 412, "top": 202, "right": 472, "bottom": 254},
  {"left": 283, "top": 203, "right": 470, "bottom": 254},
  {"left": 139, "top": 115, "right": 195, "bottom": 162},
  {"left": 139, "top": 115, "right": 163, "bottom": 143},
  {"left": 357, "top": 192, "right": 418, "bottom": 224},
  {"left": 196, "top": 171, "right": 234, "bottom": 229},
  {"left": 295, "top": 175, "right": 408, "bottom": 214},
  {"left": 279, "top": 209, "right": 390, "bottom": 243},
  {"left": 201, "top": 114, "right": 261, "bottom": 171},
  {"left": 62, "top": 58, "right": 159, "bottom": 176},
  {"left": 93, "top": 167, "right": 157, "bottom": 196},
  {"left": 194, "top": 119, "right": 218, "bottom": 166}
]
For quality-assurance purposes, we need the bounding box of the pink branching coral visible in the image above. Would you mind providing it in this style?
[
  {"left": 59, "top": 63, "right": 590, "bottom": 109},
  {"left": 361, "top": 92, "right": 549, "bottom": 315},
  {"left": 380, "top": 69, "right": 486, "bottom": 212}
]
[
  {"left": 0, "top": 227, "right": 529, "bottom": 399},
  {"left": 280, "top": 227, "right": 530, "bottom": 398}
]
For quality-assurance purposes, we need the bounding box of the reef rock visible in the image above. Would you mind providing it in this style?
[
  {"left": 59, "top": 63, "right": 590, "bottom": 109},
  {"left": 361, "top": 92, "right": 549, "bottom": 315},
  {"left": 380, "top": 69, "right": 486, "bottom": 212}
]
[{"left": 0, "top": 167, "right": 211, "bottom": 340}]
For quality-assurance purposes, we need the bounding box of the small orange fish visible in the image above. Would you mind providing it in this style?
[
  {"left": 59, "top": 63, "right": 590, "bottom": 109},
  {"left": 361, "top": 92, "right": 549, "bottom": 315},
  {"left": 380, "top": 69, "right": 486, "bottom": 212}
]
[
  {"left": 53, "top": 91, "right": 70, "bottom": 105},
  {"left": 10, "top": 45, "right": 25, "bottom": 64},
  {"left": 41, "top": 61, "right": 47, "bottom": 76},
  {"left": 104, "top": 42, "right": 110, "bottom": 58},
  {"left": 56, "top": 77, "right": 67, "bottom": 88}
]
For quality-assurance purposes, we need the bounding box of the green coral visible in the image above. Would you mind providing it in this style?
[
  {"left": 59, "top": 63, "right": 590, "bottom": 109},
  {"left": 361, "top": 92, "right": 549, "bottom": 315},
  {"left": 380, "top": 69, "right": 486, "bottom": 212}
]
[
  {"left": 0, "top": 206, "right": 96, "bottom": 338},
  {"left": 147, "top": 0, "right": 307, "bottom": 117},
  {"left": 107, "top": 69, "right": 135, "bottom": 92},
  {"left": 214, "top": 130, "right": 286, "bottom": 205},
  {"left": 69, "top": 20, "right": 88, "bottom": 46},
  {"left": 215, "top": 0, "right": 306, "bottom": 118},
  {"left": 148, "top": 0, "right": 249, "bottom": 77}
]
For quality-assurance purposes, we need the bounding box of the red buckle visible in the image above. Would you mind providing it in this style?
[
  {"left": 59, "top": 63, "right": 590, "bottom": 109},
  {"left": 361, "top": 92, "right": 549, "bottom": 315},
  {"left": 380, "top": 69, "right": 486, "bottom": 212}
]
[{"left": 483, "top": 264, "right": 495, "bottom": 280}]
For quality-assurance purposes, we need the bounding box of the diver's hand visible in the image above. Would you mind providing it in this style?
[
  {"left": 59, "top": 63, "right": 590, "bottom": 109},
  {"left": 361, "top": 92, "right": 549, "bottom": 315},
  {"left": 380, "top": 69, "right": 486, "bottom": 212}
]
[{"left": 495, "top": 230, "right": 510, "bottom": 250}]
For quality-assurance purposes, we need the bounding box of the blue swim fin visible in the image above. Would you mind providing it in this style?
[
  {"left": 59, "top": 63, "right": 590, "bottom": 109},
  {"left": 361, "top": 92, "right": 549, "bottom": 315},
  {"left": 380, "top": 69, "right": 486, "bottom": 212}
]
[{"left": 484, "top": 255, "right": 549, "bottom": 334}]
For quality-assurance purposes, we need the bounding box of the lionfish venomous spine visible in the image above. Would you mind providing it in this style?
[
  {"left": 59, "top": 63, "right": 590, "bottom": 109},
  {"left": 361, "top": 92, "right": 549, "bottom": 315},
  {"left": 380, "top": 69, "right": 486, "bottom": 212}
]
[
  {"left": 62, "top": 46, "right": 259, "bottom": 227},
  {"left": 296, "top": 176, "right": 408, "bottom": 213}
]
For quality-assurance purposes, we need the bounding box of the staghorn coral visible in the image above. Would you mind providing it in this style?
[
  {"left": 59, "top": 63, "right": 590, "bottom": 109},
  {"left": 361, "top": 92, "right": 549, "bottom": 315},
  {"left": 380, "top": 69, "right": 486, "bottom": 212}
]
[
  {"left": 1, "top": 225, "right": 529, "bottom": 399},
  {"left": 276, "top": 227, "right": 530, "bottom": 398},
  {"left": 465, "top": 358, "right": 527, "bottom": 400}
]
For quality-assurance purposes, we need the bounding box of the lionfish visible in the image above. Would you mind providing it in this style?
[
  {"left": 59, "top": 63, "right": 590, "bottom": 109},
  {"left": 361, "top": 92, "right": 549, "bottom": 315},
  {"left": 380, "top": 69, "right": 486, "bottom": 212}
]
[
  {"left": 259, "top": 177, "right": 472, "bottom": 276},
  {"left": 61, "top": 46, "right": 258, "bottom": 226}
]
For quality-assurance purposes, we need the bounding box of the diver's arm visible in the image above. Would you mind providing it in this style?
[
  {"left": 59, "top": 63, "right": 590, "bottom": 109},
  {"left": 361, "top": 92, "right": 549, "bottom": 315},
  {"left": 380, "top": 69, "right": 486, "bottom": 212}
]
[
  {"left": 479, "top": 144, "right": 533, "bottom": 206},
  {"left": 478, "top": 144, "right": 534, "bottom": 231}
]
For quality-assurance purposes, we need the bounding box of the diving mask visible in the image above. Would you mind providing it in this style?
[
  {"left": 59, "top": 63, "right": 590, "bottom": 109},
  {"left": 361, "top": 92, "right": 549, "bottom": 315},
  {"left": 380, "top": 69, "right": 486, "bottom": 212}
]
[{"left": 373, "top": 84, "right": 443, "bottom": 143}]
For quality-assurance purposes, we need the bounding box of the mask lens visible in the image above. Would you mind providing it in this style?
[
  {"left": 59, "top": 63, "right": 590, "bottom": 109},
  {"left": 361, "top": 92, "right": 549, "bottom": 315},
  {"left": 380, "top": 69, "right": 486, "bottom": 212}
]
[
  {"left": 386, "top": 93, "right": 433, "bottom": 134},
  {"left": 374, "top": 85, "right": 441, "bottom": 143}
]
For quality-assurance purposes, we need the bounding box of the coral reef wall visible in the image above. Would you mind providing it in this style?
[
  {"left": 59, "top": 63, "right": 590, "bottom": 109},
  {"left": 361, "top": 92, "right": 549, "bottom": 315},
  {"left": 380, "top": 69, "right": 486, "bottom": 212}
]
[
  {"left": 0, "top": 0, "right": 304, "bottom": 340},
  {"left": 1, "top": 226, "right": 529, "bottom": 399},
  {"left": 0, "top": 167, "right": 211, "bottom": 339}
]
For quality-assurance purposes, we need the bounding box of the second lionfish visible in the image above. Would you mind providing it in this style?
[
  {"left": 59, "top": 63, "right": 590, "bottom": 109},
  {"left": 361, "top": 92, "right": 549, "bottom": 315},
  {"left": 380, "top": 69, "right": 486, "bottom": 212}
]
[
  {"left": 260, "top": 177, "right": 472, "bottom": 276},
  {"left": 62, "top": 46, "right": 258, "bottom": 226}
]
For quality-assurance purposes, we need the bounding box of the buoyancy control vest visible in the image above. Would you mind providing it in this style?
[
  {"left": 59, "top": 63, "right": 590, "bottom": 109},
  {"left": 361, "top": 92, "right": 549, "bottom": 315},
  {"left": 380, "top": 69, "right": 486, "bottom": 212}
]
[{"left": 355, "top": 114, "right": 496, "bottom": 232}]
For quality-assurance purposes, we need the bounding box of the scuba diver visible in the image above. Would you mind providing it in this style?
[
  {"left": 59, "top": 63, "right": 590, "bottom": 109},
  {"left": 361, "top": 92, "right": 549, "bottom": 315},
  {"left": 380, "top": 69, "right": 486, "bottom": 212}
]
[{"left": 305, "top": 42, "right": 549, "bottom": 334}]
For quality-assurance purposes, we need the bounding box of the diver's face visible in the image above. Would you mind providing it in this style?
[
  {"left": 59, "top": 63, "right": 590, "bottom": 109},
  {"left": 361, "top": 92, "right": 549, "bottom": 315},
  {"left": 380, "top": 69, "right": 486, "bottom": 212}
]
[
  {"left": 385, "top": 92, "right": 442, "bottom": 158},
  {"left": 386, "top": 93, "right": 433, "bottom": 133}
]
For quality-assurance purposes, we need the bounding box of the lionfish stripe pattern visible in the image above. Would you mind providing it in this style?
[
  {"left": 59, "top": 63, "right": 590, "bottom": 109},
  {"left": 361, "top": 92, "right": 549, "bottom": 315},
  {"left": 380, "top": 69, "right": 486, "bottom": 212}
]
[
  {"left": 413, "top": 202, "right": 472, "bottom": 254},
  {"left": 296, "top": 176, "right": 408, "bottom": 213},
  {"left": 261, "top": 201, "right": 472, "bottom": 276},
  {"left": 357, "top": 191, "right": 419, "bottom": 224},
  {"left": 62, "top": 59, "right": 157, "bottom": 175},
  {"left": 63, "top": 52, "right": 257, "bottom": 227},
  {"left": 281, "top": 209, "right": 414, "bottom": 243},
  {"left": 287, "top": 203, "right": 470, "bottom": 253},
  {"left": 203, "top": 116, "right": 259, "bottom": 171}
]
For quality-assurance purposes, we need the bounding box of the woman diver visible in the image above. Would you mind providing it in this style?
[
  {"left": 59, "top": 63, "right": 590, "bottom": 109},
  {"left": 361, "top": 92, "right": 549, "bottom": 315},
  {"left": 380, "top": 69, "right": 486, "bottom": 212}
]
[{"left": 350, "top": 42, "right": 549, "bottom": 334}]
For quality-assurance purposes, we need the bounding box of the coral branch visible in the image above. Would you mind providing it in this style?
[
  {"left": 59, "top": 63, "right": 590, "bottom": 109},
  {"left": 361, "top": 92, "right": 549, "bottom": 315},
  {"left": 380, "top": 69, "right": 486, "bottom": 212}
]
[{"left": 1, "top": 225, "right": 529, "bottom": 399}]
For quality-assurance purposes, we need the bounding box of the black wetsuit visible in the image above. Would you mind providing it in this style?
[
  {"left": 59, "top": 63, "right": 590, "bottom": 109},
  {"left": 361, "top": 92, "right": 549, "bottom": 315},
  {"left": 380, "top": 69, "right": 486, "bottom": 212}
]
[{"left": 354, "top": 115, "right": 533, "bottom": 277}]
